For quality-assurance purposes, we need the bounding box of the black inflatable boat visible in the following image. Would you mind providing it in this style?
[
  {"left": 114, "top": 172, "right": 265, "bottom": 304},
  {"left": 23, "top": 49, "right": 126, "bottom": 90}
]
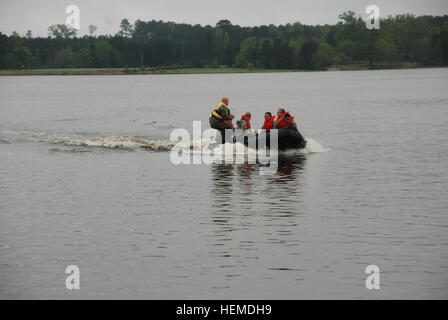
[{"left": 241, "top": 128, "right": 307, "bottom": 150}]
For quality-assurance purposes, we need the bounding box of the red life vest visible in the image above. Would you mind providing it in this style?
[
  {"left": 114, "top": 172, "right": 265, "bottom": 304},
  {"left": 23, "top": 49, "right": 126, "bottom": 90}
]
[
  {"left": 278, "top": 112, "right": 295, "bottom": 128},
  {"left": 241, "top": 115, "right": 251, "bottom": 129},
  {"left": 263, "top": 115, "right": 275, "bottom": 131}
]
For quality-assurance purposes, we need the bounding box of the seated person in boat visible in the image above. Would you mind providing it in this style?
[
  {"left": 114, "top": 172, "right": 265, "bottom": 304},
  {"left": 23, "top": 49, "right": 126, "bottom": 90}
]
[
  {"left": 274, "top": 108, "right": 285, "bottom": 127},
  {"left": 262, "top": 112, "right": 275, "bottom": 132},
  {"left": 274, "top": 111, "right": 298, "bottom": 131},
  {"left": 236, "top": 112, "right": 252, "bottom": 131}
]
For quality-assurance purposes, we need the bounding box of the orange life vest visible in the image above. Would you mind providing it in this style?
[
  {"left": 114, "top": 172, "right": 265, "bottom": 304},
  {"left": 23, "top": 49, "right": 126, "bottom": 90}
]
[
  {"left": 278, "top": 112, "right": 295, "bottom": 128},
  {"left": 241, "top": 115, "right": 251, "bottom": 129},
  {"left": 263, "top": 115, "right": 275, "bottom": 131}
]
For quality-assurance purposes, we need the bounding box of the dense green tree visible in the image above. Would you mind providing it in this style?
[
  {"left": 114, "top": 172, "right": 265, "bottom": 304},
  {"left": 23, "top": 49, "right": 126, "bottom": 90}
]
[
  {"left": 288, "top": 39, "right": 301, "bottom": 67},
  {"left": 298, "top": 40, "right": 319, "bottom": 69},
  {"left": 94, "top": 41, "right": 111, "bottom": 67},
  {"left": 338, "top": 11, "right": 358, "bottom": 25},
  {"left": 54, "top": 48, "right": 75, "bottom": 67},
  {"left": 118, "top": 19, "right": 134, "bottom": 38},
  {"left": 215, "top": 29, "right": 230, "bottom": 65},
  {"left": 438, "top": 30, "right": 448, "bottom": 64},
  {"left": 313, "top": 42, "right": 335, "bottom": 69},
  {"left": 259, "top": 38, "right": 274, "bottom": 68},
  {"left": 1, "top": 13, "right": 448, "bottom": 70},
  {"left": 75, "top": 48, "right": 92, "bottom": 67},
  {"left": 48, "top": 24, "right": 77, "bottom": 39},
  {"left": 110, "top": 48, "right": 123, "bottom": 67},
  {"left": 216, "top": 20, "right": 232, "bottom": 31},
  {"left": 235, "top": 37, "right": 258, "bottom": 68},
  {"left": 16, "top": 46, "right": 32, "bottom": 68},
  {"left": 5, "top": 52, "right": 21, "bottom": 68},
  {"left": 88, "top": 25, "right": 98, "bottom": 37},
  {"left": 336, "top": 40, "right": 356, "bottom": 61}
]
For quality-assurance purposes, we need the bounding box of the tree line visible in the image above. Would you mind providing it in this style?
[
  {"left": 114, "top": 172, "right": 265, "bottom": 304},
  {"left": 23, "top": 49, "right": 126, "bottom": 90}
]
[{"left": 1, "top": 11, "right": 448, "bottom": 70}]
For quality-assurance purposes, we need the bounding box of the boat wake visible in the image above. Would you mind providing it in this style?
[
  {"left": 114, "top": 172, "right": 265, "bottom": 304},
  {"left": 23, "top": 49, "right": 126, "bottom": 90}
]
[
  {"left": 5, "top": 129, "right": 327, "bottom": 154},
  {"left": 52, "top": 135, "right": 327, "bottom": 154},
  {"left": 52, "top": 136, "right": 177, "bottom": 151}
]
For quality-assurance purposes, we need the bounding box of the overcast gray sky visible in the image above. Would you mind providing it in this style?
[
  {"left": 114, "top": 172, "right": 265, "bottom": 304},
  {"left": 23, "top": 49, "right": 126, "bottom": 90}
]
[{"left": 1, "top": 0, "right": 448, "bottom": 37}]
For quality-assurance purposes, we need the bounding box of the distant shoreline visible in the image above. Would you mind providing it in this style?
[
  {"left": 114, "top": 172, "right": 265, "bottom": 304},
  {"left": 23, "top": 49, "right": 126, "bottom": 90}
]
[{"left": 0, "top": 64, "right": 444, "bottom": 76}]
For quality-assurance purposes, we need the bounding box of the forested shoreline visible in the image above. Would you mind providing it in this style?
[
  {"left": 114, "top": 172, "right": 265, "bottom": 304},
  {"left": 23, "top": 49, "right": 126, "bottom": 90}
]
[{"left": 1, "top": 11, "right": 448, "bottom": 71}]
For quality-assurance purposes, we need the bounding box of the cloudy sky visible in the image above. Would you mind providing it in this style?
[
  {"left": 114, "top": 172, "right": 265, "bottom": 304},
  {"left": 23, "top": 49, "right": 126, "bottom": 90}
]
[{"left": 1, "top": 0, "right": 448, "bottom": 37}]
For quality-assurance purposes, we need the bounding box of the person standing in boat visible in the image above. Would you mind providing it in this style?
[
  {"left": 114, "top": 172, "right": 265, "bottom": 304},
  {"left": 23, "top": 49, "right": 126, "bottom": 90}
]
[{"left": 209, "top": 97, "right": 234, "bottom": 143}]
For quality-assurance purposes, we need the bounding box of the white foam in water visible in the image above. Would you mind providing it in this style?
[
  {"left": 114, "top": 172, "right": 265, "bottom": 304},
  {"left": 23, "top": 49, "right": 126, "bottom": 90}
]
[
  {"left": 211, "top": 142, "right": 257, "bottom": 155},
  {"left": 54, "top": 136, "right": 176, "bottom": 151},
  {"left": 173, "top": 138, "right": 213, "bottom": 152},
  {"left": 48, "top": 131, "right": 327, "bottom": 155},
  {"left": 304, "top": 137, "right": 327, "bottom": 153}
]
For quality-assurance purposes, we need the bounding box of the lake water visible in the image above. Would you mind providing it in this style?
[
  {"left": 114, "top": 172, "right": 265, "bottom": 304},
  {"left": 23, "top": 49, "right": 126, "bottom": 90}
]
[{"left": 0, "top": 68, "right": 447, "bottom": 299}]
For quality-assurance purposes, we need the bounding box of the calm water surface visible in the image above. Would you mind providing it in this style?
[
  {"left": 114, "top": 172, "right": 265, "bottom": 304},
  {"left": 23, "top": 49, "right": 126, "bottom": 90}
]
[{"left": 0, "top": 69, "right": 447, "bottom": 299}]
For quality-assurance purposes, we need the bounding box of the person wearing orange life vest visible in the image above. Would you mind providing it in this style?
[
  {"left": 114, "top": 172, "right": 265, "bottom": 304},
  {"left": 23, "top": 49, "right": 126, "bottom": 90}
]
[
  {"left": 209, "top": 97, "right": 235, "bottom": 143},
  {"left": 274, "top": 108, "right": 298, "bottom": 131},
  {"left": 262, "top": 112, "right": 275, "bottom": 132},
  {"left": 236, "top": 112, "right": 251, "bottom": 131},
  {"left": 274, "top": 108, "right": 285, "bottom": 127}
]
